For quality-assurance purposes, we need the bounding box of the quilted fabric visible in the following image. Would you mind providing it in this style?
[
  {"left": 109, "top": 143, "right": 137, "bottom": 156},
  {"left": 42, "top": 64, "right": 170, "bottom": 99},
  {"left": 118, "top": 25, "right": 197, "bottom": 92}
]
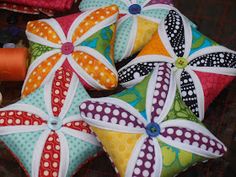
[
  {"left": 80, "top": 63, "right": 227, "bottom": 177},
  {"left": 79, "top": 0, "right": 173, "bottom": 63},
  {"left": 2, "top": 0, "right": 74, "bottom": 11},
  {"left": 0, "top": 2, "right": 54, "bottom": 16},
  {"left": 22, "top": 5, "right": 119, "bottom": 97},
  {"left": 118, "top": 8, "right": 236, "bottom": 120},
  {"left": 0, "top": 61, "right": 101, "bottom": 177}
]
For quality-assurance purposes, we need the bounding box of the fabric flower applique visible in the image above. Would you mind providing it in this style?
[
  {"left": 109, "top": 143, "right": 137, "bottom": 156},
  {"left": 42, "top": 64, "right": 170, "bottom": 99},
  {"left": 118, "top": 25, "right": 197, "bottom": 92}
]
[
  {"left": 80, "top": 63, "right": 227, "bottom": 177},
  {"left": 22, "top": 5, "right": 119, "bottom": 97},
  {"left": 118, "top": 8, "right": 236, "bottom": 120},
  {"left": 0, "top": 62, "right": 101, "bottom": 177},
  {"left": 79, "top": 0, "right": 173, "bottom": 62}
]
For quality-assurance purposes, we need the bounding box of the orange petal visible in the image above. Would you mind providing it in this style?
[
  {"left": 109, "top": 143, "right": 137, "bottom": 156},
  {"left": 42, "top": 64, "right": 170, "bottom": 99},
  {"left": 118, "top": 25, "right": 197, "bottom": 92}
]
[
  {"left": 72, "top": 5, "right": 118, "bottom": 43},
  {"left": 22, "top": 53, "right": 62, "bottom": 97},
  {"left": 72, "top": 51, "right": 117, "bottom": 90},
  {"left": 27, "top": 20, "right": 62, "bottom": 45}
]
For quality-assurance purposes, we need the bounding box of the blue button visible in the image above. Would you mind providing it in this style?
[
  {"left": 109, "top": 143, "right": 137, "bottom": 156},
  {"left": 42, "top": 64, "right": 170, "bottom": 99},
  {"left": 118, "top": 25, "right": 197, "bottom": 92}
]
[
  {"left": 128, "top": 4, "right": 141, "bottom": 15},
  {"left": 146, "top": 123, "right": 161, "bottom": 137},
  {"left": 48, "top": 117, "right": 62, "bottom": 131}
]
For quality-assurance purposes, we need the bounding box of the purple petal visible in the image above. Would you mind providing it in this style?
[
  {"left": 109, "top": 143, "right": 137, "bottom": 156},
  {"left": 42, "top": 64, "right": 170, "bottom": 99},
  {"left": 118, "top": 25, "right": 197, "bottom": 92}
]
[
  {"left": 151, "top": 63, "right": 172, "bottom": 122},
  {"left": 131, "top": 137, "right": 156, "bottom": 177},
  {"left": 161, "top": 126, "right": 226, "bottom": 156},
  {"left": 80, "top": 100, "right": 145, "bottom": 129}
]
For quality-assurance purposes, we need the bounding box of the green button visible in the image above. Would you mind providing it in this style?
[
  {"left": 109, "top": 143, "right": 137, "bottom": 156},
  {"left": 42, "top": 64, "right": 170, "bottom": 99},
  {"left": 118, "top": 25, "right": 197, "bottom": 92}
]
[{"left": 175, "top": 57, "right": 188, "bottom": 69}]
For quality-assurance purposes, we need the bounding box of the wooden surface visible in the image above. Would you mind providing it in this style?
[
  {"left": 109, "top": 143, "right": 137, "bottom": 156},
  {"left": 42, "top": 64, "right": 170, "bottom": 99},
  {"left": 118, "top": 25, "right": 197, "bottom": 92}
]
[{"left": 0, "top": 0, "right": 235, "bottom": 177}]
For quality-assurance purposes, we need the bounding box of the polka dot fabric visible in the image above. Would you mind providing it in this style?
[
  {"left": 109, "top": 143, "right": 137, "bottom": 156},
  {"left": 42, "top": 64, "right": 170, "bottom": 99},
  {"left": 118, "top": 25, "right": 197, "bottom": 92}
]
[
  {"left": 164, "top": 10, "right": 185, "bottom": 57},
  {"left": 79, "top": 0, "right": 173, "bottom": 63},
  {"left": 51, "top": 63, "right": 73, "bottom": 117},
  {"left": 180, "top": 71, "right": 199, "bottom": 116},
  {"left": 23, "top": 53, "right": 62, "bottom": 97},
  {"left": 72, "top": 6, "right": 118, "bottom": 43},
  {"left": 38, "top": 132, "right": 60, "bottom": 177},
  {"left": 118, "top": 8, "right": 236, "bottom": 121},
  {"left": 64, "top": 121, "right": 91, "bottom": 133},
  {"left": 0, "top": 65, "right": 101, "bottom": 177},
  {"left": 27, "top": 21, "right": 61, "bottom": 44},
  {"left": 131, "top": 137, "right": 156, "bottom": 177},
  {"left": 80, "top": 63, "right": 227, "bottom": 177},
  {"left": 72, "top": 51, "right": 117, "bottom": 89},
  {"left": 0, "top": 111, "right": 46, "bottom": 126},
  {"left": 22, "top": 5, "right": 119, "bottom": 97}
]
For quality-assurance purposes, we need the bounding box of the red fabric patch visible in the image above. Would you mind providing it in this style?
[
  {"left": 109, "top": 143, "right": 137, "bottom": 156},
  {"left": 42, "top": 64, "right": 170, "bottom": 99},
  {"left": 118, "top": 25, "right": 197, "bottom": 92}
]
[
  {"left": 64, "top": 120, "right": 92, "bottom": 134},
  {"left": 56, "top": 13, "right": 81, "bottom": 35},
  {"left": 0, "top": 110, "right": 45, "bottom": 126},
  {"left": 39, "top": 132, "right": 61, "bottom": 177},
  {"left": 195, "top": 71, "right": 234, "bottom": 110},
  {"left": 51, "top": 62, "right": 73, "bottom": 117}
]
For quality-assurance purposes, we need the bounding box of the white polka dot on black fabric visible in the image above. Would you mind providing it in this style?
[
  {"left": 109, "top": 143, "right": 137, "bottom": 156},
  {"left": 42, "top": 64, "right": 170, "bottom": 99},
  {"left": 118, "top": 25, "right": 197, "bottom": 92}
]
[
  {"left": 164, "top": 10, "right": 185, "bottom": 57},
  {"left": 180, "top": 71, "right": 199, "bottom": 117},
  {"left": 189, "top": 52, "right": 236, "bottom": 68},
  {"left": 118, "top": 62, "right": 158, "bottom": 83}
]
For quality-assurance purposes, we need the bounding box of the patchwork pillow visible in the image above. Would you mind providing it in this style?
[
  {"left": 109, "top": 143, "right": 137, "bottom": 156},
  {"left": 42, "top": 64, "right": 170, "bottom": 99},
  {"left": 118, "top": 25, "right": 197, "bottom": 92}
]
[
  {"left": 79, "top": 0, "right": 173, "bottom": 63},
  {"left": 80, "top": 63, "right": 227, "bottom": 177},
  {"left": 22, "top": 5, "right": 119, "bottom": 97},
  {"left": 118, "top": 8, "right": 236, "bottom": 120},
  {"left": 0, "top": 61, "right": 101, "bottom": 177}
]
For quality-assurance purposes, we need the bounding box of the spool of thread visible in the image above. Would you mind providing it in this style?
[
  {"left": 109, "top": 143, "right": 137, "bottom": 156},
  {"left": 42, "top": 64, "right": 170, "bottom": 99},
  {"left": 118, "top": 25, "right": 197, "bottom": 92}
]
[
  {"left": 0, "top": 91, "right": 2, "bottom": 105},
  {"left": 0, "top": 48, "right": 28, "bottom": 81}
]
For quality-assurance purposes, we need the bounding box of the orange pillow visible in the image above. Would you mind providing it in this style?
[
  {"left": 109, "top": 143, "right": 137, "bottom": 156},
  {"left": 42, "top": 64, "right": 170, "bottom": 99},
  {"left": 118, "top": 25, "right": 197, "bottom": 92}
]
[{"left": 22, "top": 5, "right": 119, "bottom": 97}]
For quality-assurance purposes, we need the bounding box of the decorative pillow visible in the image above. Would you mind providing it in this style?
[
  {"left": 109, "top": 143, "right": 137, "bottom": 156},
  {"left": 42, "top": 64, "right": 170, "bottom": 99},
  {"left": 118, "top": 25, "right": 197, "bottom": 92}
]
[
  {"left": 22, "top": 5, "right": 119, "bottom": 97},
  {"left": 80, "top": 63, "right": 227, "bottom": 177},
  {"left": 79, "top": 0, "right": 173, "bottom": 63},
  {"left": 0, "top": 62, "right": 101, "bottom": 177},
  {"left": 118, "top": 8, "right": 236, "bottom": 120}
]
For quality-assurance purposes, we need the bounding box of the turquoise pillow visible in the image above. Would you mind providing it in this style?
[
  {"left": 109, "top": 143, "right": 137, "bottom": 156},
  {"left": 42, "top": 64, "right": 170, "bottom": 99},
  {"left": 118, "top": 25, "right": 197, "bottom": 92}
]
[{"left": 0, "top": 63, "right": 101, "bottom": 177}]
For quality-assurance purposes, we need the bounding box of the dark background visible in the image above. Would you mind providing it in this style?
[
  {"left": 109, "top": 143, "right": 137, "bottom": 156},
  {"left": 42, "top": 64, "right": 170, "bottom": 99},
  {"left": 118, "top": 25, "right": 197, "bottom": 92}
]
[{"left": 0, "top": 0, "right": 235, "bottom": 176}]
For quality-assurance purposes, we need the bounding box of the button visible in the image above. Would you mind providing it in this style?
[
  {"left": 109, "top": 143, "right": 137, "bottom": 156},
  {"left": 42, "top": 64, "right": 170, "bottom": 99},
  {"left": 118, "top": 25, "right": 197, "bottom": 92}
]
[
  {"left": 128, "top": 4, "right": 142, "bottom": 15},
  {"left": 175, "top": 57, "right": 188, "bottom": 69},
  {"left": 61, "top": 42, "right": 74, "bottom": 55},
  {"left": 146, "top": 122, "right": 161, "bottom": 137},
  {"left": 48, "top": 117, "right": 62, "bottom": 131}
]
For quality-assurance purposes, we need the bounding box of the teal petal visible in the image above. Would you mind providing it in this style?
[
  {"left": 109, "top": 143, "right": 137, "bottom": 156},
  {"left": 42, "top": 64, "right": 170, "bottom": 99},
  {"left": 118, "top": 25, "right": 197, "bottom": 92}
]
[
  {"left": 140, "top": 8, "right": 169, "bottom": 22},
  {"left": 114, "top": 16, "right": 134, "bottom": 62},
  {"left": 79, "top": 0, "right": 128, "bottom": 11}
]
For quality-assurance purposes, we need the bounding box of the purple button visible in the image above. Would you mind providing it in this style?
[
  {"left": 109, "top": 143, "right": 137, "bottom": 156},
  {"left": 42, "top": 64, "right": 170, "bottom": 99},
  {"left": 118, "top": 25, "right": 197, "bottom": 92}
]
[{"left": 61, "top": 42, "right": 74, "bottom": 55}]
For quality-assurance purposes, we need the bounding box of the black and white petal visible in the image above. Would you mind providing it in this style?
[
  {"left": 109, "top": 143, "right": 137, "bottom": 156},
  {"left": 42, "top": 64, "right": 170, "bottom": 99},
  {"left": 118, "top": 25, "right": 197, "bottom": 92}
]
[
  {"left": 164, "top": 10, "right": 186, "bottom": 57},
  {"left": 179, "top": 70, "right": 200, "bottom": 117}
]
